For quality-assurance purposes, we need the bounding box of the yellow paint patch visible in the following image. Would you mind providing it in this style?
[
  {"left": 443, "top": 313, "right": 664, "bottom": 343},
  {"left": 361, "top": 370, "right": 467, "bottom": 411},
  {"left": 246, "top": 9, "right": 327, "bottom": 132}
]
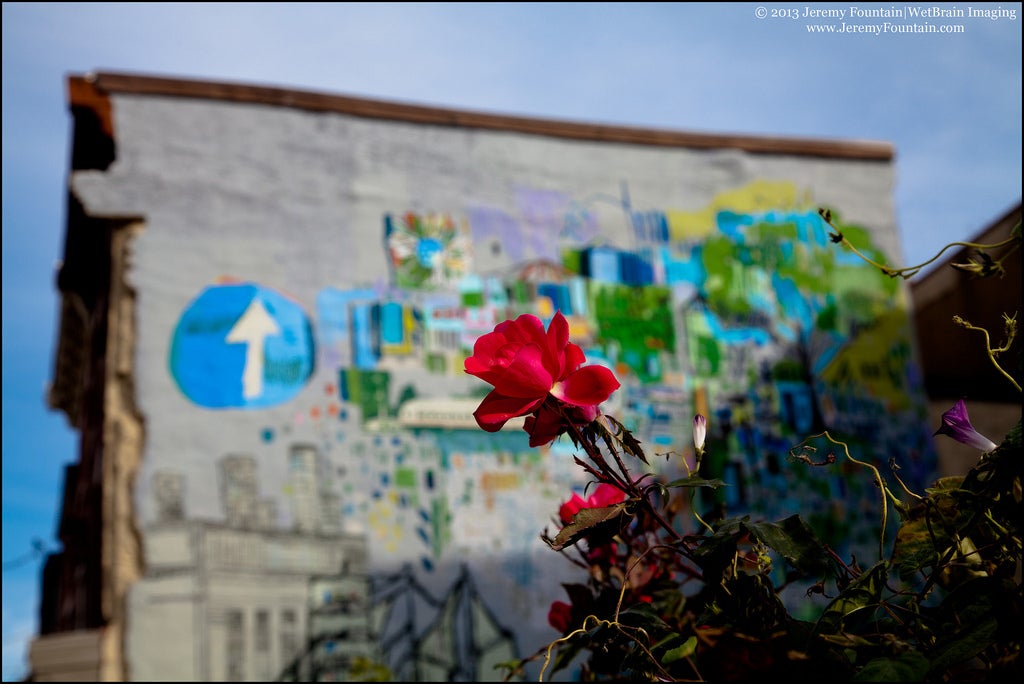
[
  {"left": 536, "top": 296, "right": 555, "bottom": 319},
  {"left": 819, "top": 310, "right": 915, "bottom": 410},
  {"left": 480, "top": 471, "right": 520, "bottom": 492},
  {"left": 667, "top": 180, "right": 805, "bottom": 240}
]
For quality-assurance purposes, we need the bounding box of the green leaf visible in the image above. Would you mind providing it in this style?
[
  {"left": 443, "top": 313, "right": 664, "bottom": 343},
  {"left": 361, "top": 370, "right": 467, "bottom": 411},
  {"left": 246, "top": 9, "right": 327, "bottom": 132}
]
[
  {"left": 746, "top": 514, "right": 831, "bottom": 576},
  {"left": 816, "top": 561, "right": 889, "bottom": 635},
  {"left": 619, "top": 428, "right": 648, "bottom": 465},
  {"left": 851, "top": 651, "right": 930, "bottom": 682},
  {"left": 590, "top": 414, "right": 650, "bottom": 465},
  {"left": 619, "top": 602, "right": 672, "bottom": 632},
  {"left": 928, "top": 618, "right": 998, "bottom": 678},
  {"left": 922, "top": 475, "right": 966, "bottom": 496},
  {"left": 926, "top": 576, "right": 1006, "bottom": 677},
  {"left": 689, "top": 517, "right": 747, "bottom": 573},
  {"left": 661, "top": 636, "right": 697, "bottom": 664},
  {"left": 662, "top": 475, "right": 727, "bottom": 490},
  {"left": 544, "top": 502, "right": 631, "bottom": 551},
  {"left": 891, "top": 491, "right": 963, "bottom": 581}
]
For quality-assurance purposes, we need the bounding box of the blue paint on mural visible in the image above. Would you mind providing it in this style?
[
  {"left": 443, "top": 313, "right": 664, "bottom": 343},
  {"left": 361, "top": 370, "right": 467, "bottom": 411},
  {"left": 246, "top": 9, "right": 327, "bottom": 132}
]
[
  {"left": 661, "top": 245, "right": 706, "bottom": 285},
  {"left": 381, "top": 302, "right": 405, "bottom": 345},
  {"left": 352, "top": 303, "right": 380, "bottom": 369},
  {"left": 716, "top": 210, "right": 756, "bottom": 242},
  {"left": 772, "top": 273, "right": 816, "bottom": 332},
  {"left": 630, "top": 209, "right": 669, "bottom": 242},
  {"left": 169, "top": 282, "right": 314, "bottom": 408},
  {"left": 697, "top": 309, "right": 772, "bottom": 345},
  {"left": 316, "top": 287, "right": 379, "bottom": 368}
]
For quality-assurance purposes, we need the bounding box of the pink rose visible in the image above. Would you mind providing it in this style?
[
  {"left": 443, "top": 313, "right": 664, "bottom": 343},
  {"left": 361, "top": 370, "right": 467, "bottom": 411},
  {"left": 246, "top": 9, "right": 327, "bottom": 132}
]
[
  {"left": 558, "top": 483, "right": 627, "bottom": 525},
  {"left": 465, "top": 311, "right": 620, "bottom": 445}
]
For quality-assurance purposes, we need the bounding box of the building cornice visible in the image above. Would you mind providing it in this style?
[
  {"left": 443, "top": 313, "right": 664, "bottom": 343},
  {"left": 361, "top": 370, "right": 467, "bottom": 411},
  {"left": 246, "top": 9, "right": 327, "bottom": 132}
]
[{"left": 68, "top": 71, "right": 895, "bottom": 161}]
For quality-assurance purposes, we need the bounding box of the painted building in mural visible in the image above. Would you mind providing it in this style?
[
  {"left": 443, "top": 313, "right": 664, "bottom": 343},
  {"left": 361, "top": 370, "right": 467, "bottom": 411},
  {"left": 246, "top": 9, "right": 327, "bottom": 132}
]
[{"left": 35, "top": 71, "right": 937, "bottom": 682}]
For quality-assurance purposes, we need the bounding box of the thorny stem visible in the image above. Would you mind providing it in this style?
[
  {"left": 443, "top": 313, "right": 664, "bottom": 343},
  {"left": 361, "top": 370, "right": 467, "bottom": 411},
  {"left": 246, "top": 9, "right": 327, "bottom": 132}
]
[
  {"left": 643, "top": 493, "right": 686, "bottom": 544},
  {"left": 562, "top": 413, "right": 638, "bottom": 495},
  {"left": 953, "top": 313, "right": 1022, "bottom": 392},
  {"left": 594, "top": 416, "right": 637, "bottom": 484},
  {"left": 571, "top": 453, "right": 614, "bottom": 487},
  {"left": 567, "top": 412, "right": 687, "bottom": 543},
  {"left": 560, "top": 406, "right": 633, "bottom": 494}
]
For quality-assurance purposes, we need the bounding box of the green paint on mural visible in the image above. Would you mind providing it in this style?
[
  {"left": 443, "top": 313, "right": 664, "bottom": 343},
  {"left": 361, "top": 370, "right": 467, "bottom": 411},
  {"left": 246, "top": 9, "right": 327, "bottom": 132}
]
[
  {"left": 339, "top": 368, "right": 392, "bottom": 421},
  {"left": 561, "top": 248, "right": 583, "bottom": 274},
  {"left": 816, "top": 302, "right": 838, "bottom": 332},
  {"left": 771, "top": 358, "right": 805, "bottom": 382},
  {"left": 590, "top": 282, "right": 675, "bottom": 383},
  {"left": 702, "top": 236, "right": 753, "bottom": 317},
  {"left": 510, "top": 281, "right": 531, "bottom": 304},
  {"left": 695, "top": 336, "right": 721, "bottom": 376},
  {"left": 395, "top": 467, "right": 417, "bottom": 488},
  {"left": 431, "top": 496, "right": 452, "bottom": 558},
  {"left": 425, "top": 352, "right": 447, "bottom": 373}
]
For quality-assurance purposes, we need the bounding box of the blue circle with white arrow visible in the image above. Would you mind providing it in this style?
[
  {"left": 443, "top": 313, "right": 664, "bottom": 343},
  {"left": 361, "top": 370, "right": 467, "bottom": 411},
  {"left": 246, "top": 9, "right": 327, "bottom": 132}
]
[{"left": 169, "top": 283, "right": 315, "bottom": 409}]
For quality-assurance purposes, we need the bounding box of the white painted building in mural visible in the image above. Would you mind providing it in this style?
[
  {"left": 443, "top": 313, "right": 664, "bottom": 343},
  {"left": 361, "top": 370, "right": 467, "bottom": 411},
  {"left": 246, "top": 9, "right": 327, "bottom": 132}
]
[
  {"left": 131, "top": 519, "right": 371, "bottom": 681},
  {"left": 129, "top": 452, "right": 371, "bottom": 681},
  {"left": 35, "top": 71, "right": 935, "bottom": 681}
]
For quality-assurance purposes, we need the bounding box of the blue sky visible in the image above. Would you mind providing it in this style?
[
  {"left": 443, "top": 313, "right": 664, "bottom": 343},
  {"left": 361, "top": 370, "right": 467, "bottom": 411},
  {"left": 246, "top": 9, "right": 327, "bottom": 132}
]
[{"left": 2, "top": 2, "right": 1021, "bottom": 679}]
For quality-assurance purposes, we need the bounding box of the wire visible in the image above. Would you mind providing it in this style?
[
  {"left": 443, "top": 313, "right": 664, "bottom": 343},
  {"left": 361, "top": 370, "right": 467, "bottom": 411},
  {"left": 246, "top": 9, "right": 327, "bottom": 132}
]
[{"left": 2, "top": 539, "right": 52, "bottom": 572}]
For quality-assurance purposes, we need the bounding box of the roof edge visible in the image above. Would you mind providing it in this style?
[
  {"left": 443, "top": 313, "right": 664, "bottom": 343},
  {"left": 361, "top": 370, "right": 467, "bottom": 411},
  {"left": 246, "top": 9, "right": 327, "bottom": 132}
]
[
  {"left": 910, "top": 200, "right": 1022, "bottom": 304},
  {"left": 68, "top": 76, "right": 114, "bottom": 137},
  {"left": 69, "top": 71, "right": 895, "bottom": 161}
]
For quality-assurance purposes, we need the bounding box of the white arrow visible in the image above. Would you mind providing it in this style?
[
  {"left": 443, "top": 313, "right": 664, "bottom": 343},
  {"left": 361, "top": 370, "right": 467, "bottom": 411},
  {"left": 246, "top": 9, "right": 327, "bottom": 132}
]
[{"left": 226, "top": 297, "right": 281, "bottom": 399}]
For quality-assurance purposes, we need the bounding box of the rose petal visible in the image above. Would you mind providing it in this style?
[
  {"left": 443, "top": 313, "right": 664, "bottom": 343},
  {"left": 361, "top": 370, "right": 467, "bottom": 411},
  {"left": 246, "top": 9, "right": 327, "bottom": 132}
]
[
  {"left": 524, "top": 403, "right": 568, "bottom": 447},
  {"left": 588, "top": 483, "right": 626, "bottom": 508},
  {"left": 464, "top": 330, "right": 512, "bottom": 380},
  {"left": 563, "top": 343, "right": 586, "bottom": 376},
  {"left": 558, "top": 493, "right": 588, "bottom": 524},
  {"left": 551, "top": 365, "right": 620, "bottom": 406},
  {"left": 548, "top": 600, "right": 573, "bottom": 633},
  {"left": 473, "top": 390, "right": 544, "bottom": 432},
  {"left": 491, "top": 344, "right": 554, "bottom": 398},
  {"left": 501, "top": 314, "right": 546, "bottom": 346},
  {"left": 545, "top": 311, "right": 570, "bottom": 378}
]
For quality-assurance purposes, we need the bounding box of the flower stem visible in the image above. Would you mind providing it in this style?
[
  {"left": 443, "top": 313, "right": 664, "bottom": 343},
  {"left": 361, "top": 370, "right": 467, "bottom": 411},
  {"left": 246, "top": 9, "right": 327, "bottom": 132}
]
[
  {"left": 819, "top": 208, "right": 1020, "bottom": 280},
  {"left": 791, "top": 431, "right": 892, "bottom": 560},
  {"left": 953, "top": 313, "right": 1022, "bottom": 392}
]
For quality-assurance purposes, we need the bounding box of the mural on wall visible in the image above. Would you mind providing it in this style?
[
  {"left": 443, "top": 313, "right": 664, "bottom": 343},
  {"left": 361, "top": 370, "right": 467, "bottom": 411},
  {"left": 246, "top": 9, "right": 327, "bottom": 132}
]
[
  {"left": 168, "top": 280, "right": 315, "bottom": 408},
  {"left": 142, "top": 177, "right": 932, "bottom": 681}
]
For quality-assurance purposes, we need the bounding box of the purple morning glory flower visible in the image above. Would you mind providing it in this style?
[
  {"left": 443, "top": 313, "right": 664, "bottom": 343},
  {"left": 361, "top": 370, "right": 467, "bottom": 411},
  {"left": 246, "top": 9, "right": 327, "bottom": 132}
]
[{"left": 934, "top": 399, "right": 998, "bottom": 452}]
